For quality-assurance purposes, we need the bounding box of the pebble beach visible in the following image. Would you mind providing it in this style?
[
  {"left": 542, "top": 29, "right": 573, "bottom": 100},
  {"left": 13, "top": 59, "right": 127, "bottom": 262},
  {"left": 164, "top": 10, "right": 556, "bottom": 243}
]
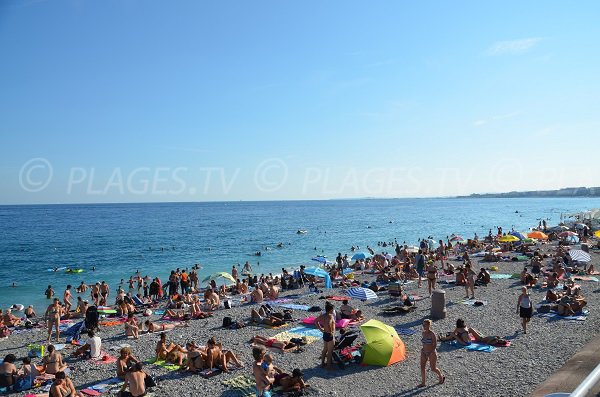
[{"left": 1, "top": 239, "right": 599, "bottom": 397}]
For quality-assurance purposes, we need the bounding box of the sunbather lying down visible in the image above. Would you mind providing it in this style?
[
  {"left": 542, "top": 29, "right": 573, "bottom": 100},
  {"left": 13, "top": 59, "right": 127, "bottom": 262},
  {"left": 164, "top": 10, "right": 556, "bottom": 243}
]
[
  {"left": 162, "top": 309, "right": 211, "bottom": 320},
  {"left": 143, "top": 319, "right": 188, "bottom": 333},
  {"left": 250, "top": 307, "right": 285, "bottom": 327},
  {"left": 382, "top": 306, "right": 415, "bottom": 314},
  {"left": 251, "top": 335, "right": 297, "bottom": 351},
  {"left": 438, "top": 318, "right": 507, "bottom": 345}
]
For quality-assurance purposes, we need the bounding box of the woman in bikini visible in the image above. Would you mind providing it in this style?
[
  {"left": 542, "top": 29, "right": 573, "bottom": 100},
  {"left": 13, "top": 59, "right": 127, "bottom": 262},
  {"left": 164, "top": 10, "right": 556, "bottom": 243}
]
[
  {"left": 116, "top": 347, "right": 139, "bottom": 379},
  {"left": 251, "top": 335, "right": 297, "bottom": 351},
  {"left": 426, "top": 261, "right": 438, "bottom": 296},
  {"left": 143, "top": 319, "right": 186, "bottom": 333},
  {"left": 45, "top": 298, "right": 62, "bottom": 343},
  {"left": 43, "top": 345, "right": 68, "bottom": 375},
  {"left": 418, "top": 319, "right": 444, "bottom": 388},
  {"left": 155, "top": 332, "right": 186, "bottom": 362},
  {"left": 124, "top": 313, "right": 139, "bottom": 339},
  {"left": 185, "top": 342, "right": 207, "bottom": 373}
]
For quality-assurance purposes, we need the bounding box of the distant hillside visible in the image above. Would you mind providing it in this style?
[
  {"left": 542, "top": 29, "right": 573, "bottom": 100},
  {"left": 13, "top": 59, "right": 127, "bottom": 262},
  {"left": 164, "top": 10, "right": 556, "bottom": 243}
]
[{"left": 458, "top": 187, "right": 600, "bottom": 198}]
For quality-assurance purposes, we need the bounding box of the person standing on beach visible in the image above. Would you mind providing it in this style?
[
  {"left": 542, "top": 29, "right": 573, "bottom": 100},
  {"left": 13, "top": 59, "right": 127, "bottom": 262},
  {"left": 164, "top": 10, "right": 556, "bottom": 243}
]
[
  {"left": 415, "top": 250, "right": 426, "bottom": 288},
  {"left": 100, "top": 281, "right": 110, "bottom": 306},
  {"left": 426, "top": 261, "right": 437, "bottom": 296},
  {"left": 437, "top": 240, "right": 446, "bottom": 271},
  {"left": 464, "top": 263, "right": 476, "bottom": 299},
  {"left": 316, "top": 303, "right": 336, "bottom": 370},
  {"left": 418, "top": 319, "right": 444, "bottom": 387},
  {"left": 517, "top": 286, "right": 533, "bottom": 334},
  {"left": 63, "top": 285, "right": 72, "bottom": 313},
  {"left": 91, "top": 282, "right": 100, "bottom": 306}
]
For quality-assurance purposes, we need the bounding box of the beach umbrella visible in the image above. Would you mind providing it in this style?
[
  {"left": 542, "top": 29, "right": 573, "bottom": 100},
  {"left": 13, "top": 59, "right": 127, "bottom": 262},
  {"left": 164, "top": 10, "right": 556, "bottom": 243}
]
[
  {"left": 509, "top": 231, "right": 527, "bottom": 241},
  {"left": 565, "top": 235, "right": 580, "bottom": 244},
  {"left": 303, "top": 267, "right": 333, "bottom": 288},
  {"left": 569, "top": 250, "right": 591, "bottom": 262},
  {"left": 360, "top": 319, "right": 406, "bottom": 366},
  {"left": 498, "top": 235, "right": 520, "bottom": 243},
  {"left": 202, "top": 272, "right": 236, "bottom": 285},
  {"left": 311, "top": 256, "right": 330, "bottom": 265},
  {"left": 450, "top": 235, "right": 464, "bottom": 242},
  {"left": 351, "top": 252, "right": 371, "bottom": 261},
  {"left": 558, "top": 231, "right": 578, "bottom": 238},
  {"left": 528, "top": 231, "right": 548, "bottom": 240},
  {"left": 575, "top": 223, "right": 588, "bottom": 230},
  {"left": 346, "top": 287, "right": 378, "bottom": 301},
  {"left": 595, "top": 230, "right": 600, "bottom": 238}
]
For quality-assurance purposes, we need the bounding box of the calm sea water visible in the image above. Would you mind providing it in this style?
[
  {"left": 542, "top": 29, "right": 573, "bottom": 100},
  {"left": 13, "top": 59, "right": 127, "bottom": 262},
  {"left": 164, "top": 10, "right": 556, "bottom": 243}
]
[{"left": 1, "top": 198, "right": 599, "bottom": 310}]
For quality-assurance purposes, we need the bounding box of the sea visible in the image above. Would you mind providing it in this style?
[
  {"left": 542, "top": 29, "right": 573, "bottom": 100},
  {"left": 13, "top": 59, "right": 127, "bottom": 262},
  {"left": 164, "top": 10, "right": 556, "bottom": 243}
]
[{"left": 1, "top": 197, "right": 599, "bottom": 311}]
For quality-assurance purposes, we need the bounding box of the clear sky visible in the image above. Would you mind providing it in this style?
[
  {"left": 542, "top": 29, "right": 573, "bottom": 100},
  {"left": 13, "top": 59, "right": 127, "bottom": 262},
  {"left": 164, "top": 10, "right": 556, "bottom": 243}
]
[{"left": 1, "top": 1, "right": 599, "bottom": 204}]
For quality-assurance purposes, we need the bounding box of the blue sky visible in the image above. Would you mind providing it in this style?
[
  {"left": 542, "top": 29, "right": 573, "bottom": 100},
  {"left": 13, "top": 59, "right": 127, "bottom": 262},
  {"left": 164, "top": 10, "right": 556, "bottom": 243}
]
[{"left": 1, "top": 1, "right": 599, "bottom": 204}]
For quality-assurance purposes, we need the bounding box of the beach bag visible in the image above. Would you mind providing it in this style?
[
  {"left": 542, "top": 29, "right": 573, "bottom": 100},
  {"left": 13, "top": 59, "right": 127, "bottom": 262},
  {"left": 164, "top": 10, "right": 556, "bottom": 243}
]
[
  {"left": 222, "top": 316, "right": 233, "bottom": 328},
  {"left": 144, "top": 374, "right": 157, "bottom": 388},
  {"left": 308, "top": 306, "right": 321, "bottom": 312},
  {"left": 13, "top": 376, "right": 32, "bottom": 392},
  {"left": 27, "top": 344, "right": 44, "bottom": 358}
]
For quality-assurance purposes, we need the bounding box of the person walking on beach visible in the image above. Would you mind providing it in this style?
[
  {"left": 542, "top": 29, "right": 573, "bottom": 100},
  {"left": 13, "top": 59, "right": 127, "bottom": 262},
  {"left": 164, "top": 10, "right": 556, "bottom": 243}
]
[
  {"left": 418, "top": 319, "right": 444, "bottom": 387},
  {"left": 464, "top": 263, "right": 476, "bottom": 299},
  {"left": 517, "top": 286, "right": 533, "bottom": 334},
  {"left": 316, "top": 303, "right": 336, "bottom": 370},
  {"left": 437, "top": 240, "right": 446, "bottom": 271}
]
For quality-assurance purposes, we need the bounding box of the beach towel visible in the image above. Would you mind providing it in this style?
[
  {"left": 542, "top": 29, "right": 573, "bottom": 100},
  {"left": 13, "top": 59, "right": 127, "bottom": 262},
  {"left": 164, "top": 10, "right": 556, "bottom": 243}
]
[
  {"left": 268, "top": 298, "right": 292, "bottom": 304},
  {"left": 99, "top": 319, "right": 126, "bottom": 327},
  {"left": 491, "top": 340, "right": 511, "bottom": 347},
  {"left": 222, "top": 375, "right": 256, "bottom": 397},
  {"left": 301, "top": 317, "right": 351, "bottom": 328},
  {"left": 89, "top": 378, "right": 122, "bottom": 393},
  {"left": 510, "top": 273, "right": 522, "bottom": 279},
  {"left": 490, "top": 274, "right": 512, "bottom": 279},
  {"left": 272, "top": 331, "right": 319, "bottom": 345},
  {"left": 451, "top": 341, "right": 496, "bottom": 352},
  {"left": 286, "top": 326, "right": 325, "bottom": 339},
  {"left": 146, "top": 359, "right": 180, "bottom": 371},
  {"left": 271, "top": 303, "right": 311, "bottom": 311},
  {"left": 409, "top": 295, "right": 427, "bottom": 302},
  {"left": 254, "top": 322, "right": 289, "bottom": 330},
  {"left": 325, "top": 296, "right": 350, "bottom": 301},
  {"left": 154, "top": 309, "right": 165, "bottom": 315},
  {"left": 537, "top": 310, "right": 589, "bottom": 322},
  {"left": 81, "top": 389, "right": 102, "bottom": 396},
  {"left": 455, "top": 298, "right": 488, "bottom": 306},
  {"left": 394, "top": 327, "right": 417, "bottom": 336},
  {"left": 574, "top": 276, "right": 599, "bottom": 282}
]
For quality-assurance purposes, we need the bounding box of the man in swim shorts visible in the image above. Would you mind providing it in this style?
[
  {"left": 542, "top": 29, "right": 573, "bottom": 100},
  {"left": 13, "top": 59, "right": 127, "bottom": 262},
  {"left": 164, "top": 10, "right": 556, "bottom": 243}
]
[{"left": 316, "top": 303, "right": 336, "bottom": 370}]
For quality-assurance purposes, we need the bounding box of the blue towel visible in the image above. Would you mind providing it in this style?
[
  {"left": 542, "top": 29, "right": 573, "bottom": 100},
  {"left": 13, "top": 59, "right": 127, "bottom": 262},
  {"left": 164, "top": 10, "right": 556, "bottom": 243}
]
[
  {"left": 394, "top": 327, "right": 417, "bottom": 336},
  {"left": 451, "top": 341, "right": 496, "bottom": 352},
  {"left": 287, "top": 326, "right": 325, "bottom": 338},
  {"left": 274, "top": 303, "right": 311, "bottom": 311}
]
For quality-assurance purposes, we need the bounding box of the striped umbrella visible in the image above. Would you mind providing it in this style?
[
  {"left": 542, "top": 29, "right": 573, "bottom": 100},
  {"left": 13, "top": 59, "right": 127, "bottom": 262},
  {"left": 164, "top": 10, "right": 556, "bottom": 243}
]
[
  {"left": 346, "top": 287, "right": 378, "bottom": 301},
  {"left": 569, "top": 250, "right": 591, "bottom": 263}
]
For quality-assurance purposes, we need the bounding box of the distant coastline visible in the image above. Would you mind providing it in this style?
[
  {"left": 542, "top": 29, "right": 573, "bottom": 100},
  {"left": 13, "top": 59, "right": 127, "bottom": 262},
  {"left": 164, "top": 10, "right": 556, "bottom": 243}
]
[{"left": 457, "top": 186, "right": 600, "bottom": 199}]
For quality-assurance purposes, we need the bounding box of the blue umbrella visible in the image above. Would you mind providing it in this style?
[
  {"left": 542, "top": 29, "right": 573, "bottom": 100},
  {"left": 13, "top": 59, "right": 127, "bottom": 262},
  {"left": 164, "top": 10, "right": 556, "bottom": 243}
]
[
  {"left": 311, "top": 256, "right": 332, "bottom": 265},
  {"left": 303, "top": 267, "right": 333, "bottom": 288},
  {"left": 351, "top": 252, "right": 371, "bottom": 260},
  {"left": 509, "top": 231, "right": 527, "bottom": 241},
  {"left": 346, "top": 287, "right": 378, "bottom": 301}
]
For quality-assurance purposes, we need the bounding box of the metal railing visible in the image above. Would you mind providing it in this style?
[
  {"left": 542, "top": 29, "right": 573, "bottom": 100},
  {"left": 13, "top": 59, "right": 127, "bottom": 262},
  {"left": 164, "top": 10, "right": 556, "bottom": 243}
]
[{"left": 545, "top": 362, "right": 600, "bottom": 397}]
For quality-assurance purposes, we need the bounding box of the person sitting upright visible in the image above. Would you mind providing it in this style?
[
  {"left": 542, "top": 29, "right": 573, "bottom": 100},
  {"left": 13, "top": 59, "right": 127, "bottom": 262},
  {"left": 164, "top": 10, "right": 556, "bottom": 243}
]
[{"left": 72, "top": 330, "right": 102, "bottom": 359}]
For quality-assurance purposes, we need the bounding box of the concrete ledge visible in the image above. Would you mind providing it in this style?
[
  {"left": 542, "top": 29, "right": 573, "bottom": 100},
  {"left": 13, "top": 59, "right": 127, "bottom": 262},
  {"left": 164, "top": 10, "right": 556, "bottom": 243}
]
[{"left": 530, "top": 335, "right": 600, "bottom": 397}]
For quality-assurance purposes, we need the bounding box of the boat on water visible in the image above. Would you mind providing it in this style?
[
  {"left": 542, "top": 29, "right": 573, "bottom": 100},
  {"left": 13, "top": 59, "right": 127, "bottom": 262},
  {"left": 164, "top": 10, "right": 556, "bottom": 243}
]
[{"left": 297, "top": 229, "right": 308, "bottom": 234}]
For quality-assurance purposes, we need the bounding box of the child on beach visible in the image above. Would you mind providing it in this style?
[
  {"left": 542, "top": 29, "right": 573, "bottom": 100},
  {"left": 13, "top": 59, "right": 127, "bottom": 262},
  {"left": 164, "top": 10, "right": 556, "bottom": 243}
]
[{"left": 517, "top": 287, "right": 533, "bottom": 334}]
